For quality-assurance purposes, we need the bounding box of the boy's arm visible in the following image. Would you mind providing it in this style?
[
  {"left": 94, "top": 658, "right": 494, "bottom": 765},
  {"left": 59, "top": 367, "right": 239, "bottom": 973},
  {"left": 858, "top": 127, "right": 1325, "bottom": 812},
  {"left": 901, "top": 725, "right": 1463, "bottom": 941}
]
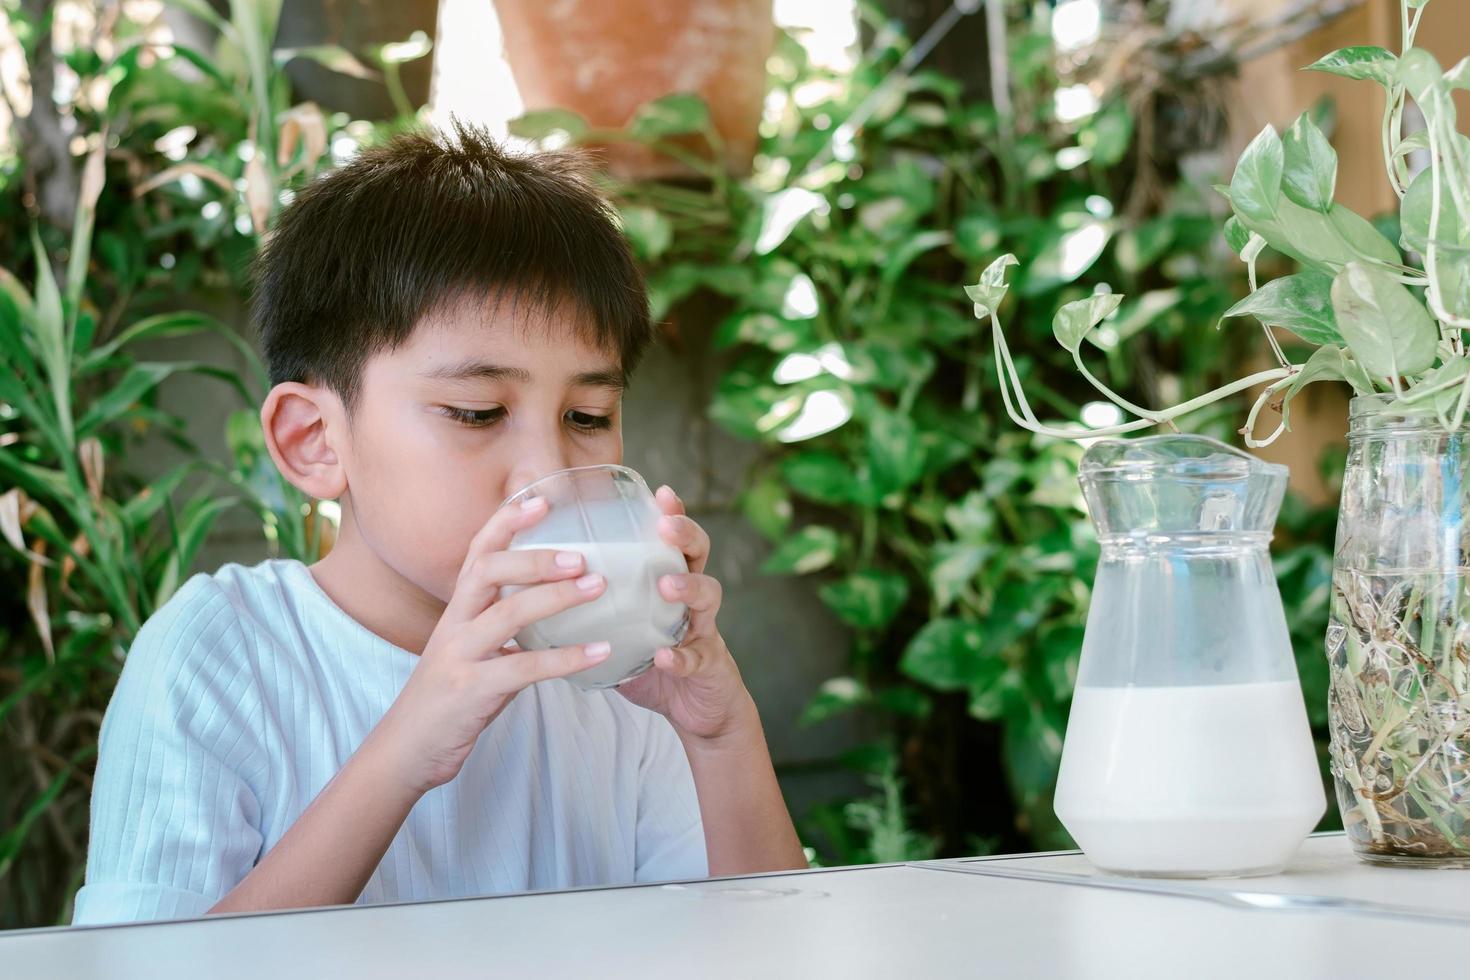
[
  {"left": 679, "top": 698, "right": 808, "bottom": 876},
  {"left": 208, "top": 732, "right": 416, "bottom": 914}
]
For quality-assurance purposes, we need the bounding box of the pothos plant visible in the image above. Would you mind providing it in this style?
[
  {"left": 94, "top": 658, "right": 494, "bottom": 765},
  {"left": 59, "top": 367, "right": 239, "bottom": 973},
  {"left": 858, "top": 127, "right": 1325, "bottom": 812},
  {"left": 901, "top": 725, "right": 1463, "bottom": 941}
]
[
  {"left": 978, "top": 1, "right": 1470, "bottom": 439},
  {"left": 976, "top": 0, "right": 1469, "bottom": 862}
]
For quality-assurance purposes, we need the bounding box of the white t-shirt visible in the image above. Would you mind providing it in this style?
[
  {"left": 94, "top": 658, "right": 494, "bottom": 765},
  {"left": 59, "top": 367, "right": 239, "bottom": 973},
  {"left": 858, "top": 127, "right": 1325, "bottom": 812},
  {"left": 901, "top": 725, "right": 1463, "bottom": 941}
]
[{"left": 73, "top": 559, "right": 707, "bottom": 925}]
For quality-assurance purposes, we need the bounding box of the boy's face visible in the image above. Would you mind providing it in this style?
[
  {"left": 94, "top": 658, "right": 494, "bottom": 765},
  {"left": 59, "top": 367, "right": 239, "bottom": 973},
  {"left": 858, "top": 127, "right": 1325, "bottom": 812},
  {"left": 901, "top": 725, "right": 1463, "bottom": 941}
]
[{"left": 339, "top": 300, "right": 626, "bottom": 604}]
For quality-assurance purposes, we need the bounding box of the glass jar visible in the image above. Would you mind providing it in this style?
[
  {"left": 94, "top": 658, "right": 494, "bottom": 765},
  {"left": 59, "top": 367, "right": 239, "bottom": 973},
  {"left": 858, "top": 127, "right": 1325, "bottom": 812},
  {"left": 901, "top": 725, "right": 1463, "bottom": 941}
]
[{"left": 1329, "top": 395, "right": 1470, "bottom": 866}]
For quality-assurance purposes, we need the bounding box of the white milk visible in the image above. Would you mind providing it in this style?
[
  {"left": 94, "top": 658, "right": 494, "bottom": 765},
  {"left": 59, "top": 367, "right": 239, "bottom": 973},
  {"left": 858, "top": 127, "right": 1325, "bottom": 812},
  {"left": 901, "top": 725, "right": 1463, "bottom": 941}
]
[
  {"left": 1053, "top": 680, "right": 1325, "bottom": 877},
  {"left": 507, "top": 540, "right": 689, "bottom": 690}
]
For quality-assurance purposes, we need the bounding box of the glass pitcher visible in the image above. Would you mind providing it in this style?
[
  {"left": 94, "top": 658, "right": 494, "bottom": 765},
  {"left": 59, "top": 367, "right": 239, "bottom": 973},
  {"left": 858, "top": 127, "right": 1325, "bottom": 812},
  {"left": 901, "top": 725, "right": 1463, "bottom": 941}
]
[{"left": 1053, "top": 435, "right": 1325, "bottom": 877}]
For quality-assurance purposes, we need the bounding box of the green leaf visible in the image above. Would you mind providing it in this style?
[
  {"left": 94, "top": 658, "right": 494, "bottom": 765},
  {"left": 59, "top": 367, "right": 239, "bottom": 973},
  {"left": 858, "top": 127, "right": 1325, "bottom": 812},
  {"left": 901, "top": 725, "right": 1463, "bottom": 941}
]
[
  {"left": 964, "top": 253, "right": 1018, "bottom": 317},
  {"left": 0, "top": 753, "right": 81, "bottom": 879},
  {"left": 507, "top": 108, "right": 589, "bottom": 142},
  {"left": 1432, "top": 247, "right": 1470, "bottom": 321},
  {"left": 84, "top": 310, "right": 226, "bottom": 366},
  {"left": 1278, "top": 347, "right": 1361, "bottom": 431},
  {"left": 1395, "top": 47, "right": 1442, "bottom": 98},
  {"left": 929, "top": 542, "right": 985, "bottom": 611},
  {"left": 1221, "top": 271, "right": 1343, "bottom": 346},
  {"left": 943, "top": 490, "right": 995, "bottom": 541},
  {"left": 226, "top": 408, "right": 266, "bottom": 466},
  {"left": 966, "top": 663, "right": 1020, "bottom": 721},
  {"left": 1115, "top": 218, "right": 1174, "bottom": 273},
  {"left": 75, "top": 363, "right": 186, "bottom": 436},
  {"left": 628, "top": 93, "right": 711, "bottom": 140},
  {"left": 739, "top": 475, "right": 793, "bottom": 542},
  {"left": 1041, "top": 625, "right": 1085, "bottom": 700},
  {"left": 1281, "top": 112, "right": 1337, "bottom": 213},
  {"left": 1222, "top": 216, "right": 1251, "bottom": 256},
  {"left": 1236, "top": 198, "right": 1400, "bottom": 273},
  {"left": 799, "top": 676, "right": 870, "bottom": 727},
  {"left": 753, "top": 188, "right": 827, "bottom": 255},
  {"left": 899, "top": 618, "right": 985, "bottom": 691},
  {"left": 276, "top": 44, "right": 381, "bottom": 80},
  {"left": 30, "top": 227, "right": 70, "bottom": 446},
  {"left": 818, "top": 571, "right": 910, "bottom": 630},
  {"left": 868, "top": 408, "right": 926, "bottom": 495},
  {"left": 155, "top": 495, "right": 237, "bottom": 608},
  {"left": 1079, "top": 100, "right": 1132, "bottom": 167},
  {"left": 713, "top": 311, "right": 813, "bottom": 353},
  {"left": 1305, "top": 46, "right": 1398, "bottom": 87},
  {"left": 1021, "top": 221, "right": 1111, "bottom": 295},
  {"left": 618, "top": 205, "right": 672, "bottom": 262},
  {"left": 1399, "top": 167, "right": 1460, "bottom": 253},
  {"left": 1229, "top": 126, "right": 1284, "bottom": 223},
  {"left": 760, "top": 525, "right": 841, "bottom": 575},
  {"left": 1052, "top": 292, "right": 1122, "bottom": 353},
  {"left": 781, "top": 452, "right": 860, "bottom": 505},
  {"left": 881, "top": 230, "right": 951, "bottom": 284},
  {"left": 119, "top": 462, "right": 196, "bottom": 529},
  {"left": 1003, "top": 701, "right": 1066, "bottom": 813},
  {"left": 873, "top": 685, "right": 932, "bottom": 719},
  {"left": 1446, "top": 56, "right": 1470, "bottom": 91},
  {"left": 1330, "top": 262, "right": 1438, "bottom": 377},
  {"left": 376, "top": 30, "right": 433, "bottom": 65}
]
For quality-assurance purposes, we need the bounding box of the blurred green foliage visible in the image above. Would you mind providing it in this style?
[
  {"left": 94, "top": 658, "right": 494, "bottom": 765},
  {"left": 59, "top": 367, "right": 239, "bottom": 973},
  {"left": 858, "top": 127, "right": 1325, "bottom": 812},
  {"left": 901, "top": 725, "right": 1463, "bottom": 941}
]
[
  {"left": 518, "top": 2, "right": 1343, "bottom": 862},
  {"left": 0, "top": 0, "right": 425, "bottom": 928}
]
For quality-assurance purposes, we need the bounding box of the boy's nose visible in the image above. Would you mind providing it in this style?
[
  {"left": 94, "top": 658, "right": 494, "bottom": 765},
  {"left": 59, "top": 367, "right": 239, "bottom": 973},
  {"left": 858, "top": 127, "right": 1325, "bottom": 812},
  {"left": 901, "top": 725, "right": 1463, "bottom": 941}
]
[{"left": 502, "top": 449, "right": 572, "bottom": 503}]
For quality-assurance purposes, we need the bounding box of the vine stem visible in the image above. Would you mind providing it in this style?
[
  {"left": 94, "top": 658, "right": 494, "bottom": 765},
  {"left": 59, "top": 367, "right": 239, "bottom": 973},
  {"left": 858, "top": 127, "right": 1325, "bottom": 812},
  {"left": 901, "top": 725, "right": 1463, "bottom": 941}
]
[{"left": 989, "top": 310, "right": 1297, "bottom": 441}]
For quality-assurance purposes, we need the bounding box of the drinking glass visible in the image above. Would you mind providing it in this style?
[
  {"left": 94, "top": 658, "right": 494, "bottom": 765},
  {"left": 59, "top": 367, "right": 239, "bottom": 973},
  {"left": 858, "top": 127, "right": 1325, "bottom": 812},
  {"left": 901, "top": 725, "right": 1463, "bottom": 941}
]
[{"left": 500, "top": 465, "right": 689, "bottom": 690}]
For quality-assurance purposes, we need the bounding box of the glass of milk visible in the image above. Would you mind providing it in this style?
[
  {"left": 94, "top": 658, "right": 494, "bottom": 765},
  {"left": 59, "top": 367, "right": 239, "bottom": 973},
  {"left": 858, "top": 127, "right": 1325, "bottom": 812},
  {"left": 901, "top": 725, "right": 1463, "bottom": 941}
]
[
  {"left": 1053, "top": 436, "right": 1325, "bottom": 878},
  {"left": 499, "top": 465, "right": 689, "bottom": 690}
]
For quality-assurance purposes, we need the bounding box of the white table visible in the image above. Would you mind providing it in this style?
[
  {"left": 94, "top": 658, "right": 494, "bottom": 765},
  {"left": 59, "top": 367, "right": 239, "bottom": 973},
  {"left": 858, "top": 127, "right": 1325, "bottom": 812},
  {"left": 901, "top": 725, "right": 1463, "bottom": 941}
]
[{"left": 3, "top": 834, "right": 1464, "bottom": 980}]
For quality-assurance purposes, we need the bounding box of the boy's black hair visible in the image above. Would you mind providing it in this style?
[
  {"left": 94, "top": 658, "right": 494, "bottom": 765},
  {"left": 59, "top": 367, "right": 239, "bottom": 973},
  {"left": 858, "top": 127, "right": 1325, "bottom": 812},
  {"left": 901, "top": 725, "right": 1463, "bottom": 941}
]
[{"left": 251, "top": 121, "right": 654, "bottom": 407}]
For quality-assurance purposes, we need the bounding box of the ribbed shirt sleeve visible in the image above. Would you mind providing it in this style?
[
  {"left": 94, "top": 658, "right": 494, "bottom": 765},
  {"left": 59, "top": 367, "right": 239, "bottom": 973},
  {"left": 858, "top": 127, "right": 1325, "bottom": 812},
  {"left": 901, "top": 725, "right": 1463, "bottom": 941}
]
[
  {"left": 632, "top": 712, "right": 708, "bottom": 883},
  {"left": 72, "top": 576, "right": 268, "bottom": 925}
]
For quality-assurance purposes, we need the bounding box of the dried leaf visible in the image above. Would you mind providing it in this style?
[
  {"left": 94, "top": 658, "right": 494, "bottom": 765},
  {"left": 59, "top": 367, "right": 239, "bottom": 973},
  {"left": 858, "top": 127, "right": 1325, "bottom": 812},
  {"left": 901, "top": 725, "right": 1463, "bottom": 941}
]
[
  {"left": 79, "top": 138, "right": 107, "bottom": 215},
  {"left": 277, "top": 102, "right": 327, "bottom": 173},
  {"left": 60, "top": 531, "right": 91, "bottom": 585},
  {"left": 0, "top": 487, "right": 27, "bottom": 553},
  {"left": 133, "top": 162, "right": 236, "bottom": 198},
  {"left": 78, "top": 437, "right": 104, "bottom": 503},
  {"left": 244, "top": 155, "right": 273, "bottom": 236},
  {"left": 28, "top": 540, "right": 54, "bottom": 661}
]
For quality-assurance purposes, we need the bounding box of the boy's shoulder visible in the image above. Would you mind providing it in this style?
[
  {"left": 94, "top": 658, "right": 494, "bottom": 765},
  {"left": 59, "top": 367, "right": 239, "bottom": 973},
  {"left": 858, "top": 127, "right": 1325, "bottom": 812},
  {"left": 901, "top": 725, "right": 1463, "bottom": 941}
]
[{"left": 123, "top": 559, "right": 303, "bottom": 694}]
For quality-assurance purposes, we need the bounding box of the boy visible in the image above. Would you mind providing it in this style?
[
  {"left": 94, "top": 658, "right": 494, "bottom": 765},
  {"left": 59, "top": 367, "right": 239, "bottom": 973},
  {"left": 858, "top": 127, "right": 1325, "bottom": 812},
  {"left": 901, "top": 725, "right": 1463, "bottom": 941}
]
[{"left": 73, "top": 124, "right": 807, "bottom": 924}]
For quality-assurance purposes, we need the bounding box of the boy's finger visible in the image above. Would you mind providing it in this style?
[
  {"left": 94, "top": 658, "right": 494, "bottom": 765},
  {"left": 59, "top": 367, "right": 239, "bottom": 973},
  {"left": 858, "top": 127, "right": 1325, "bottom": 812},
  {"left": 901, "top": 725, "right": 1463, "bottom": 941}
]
[
  {"left": 653, "top": 644, "right": 690, "bottom": 676},
  {"left": 659, "top": 572, "right": 721, "bottom": 634},
  {"left": 445, "top": 548, "right": 587, "bottom": 624},
  {"left": 653, "top": 643, "right": 709, "bottom": 678},
  {"left": 655, "top": 485, "right": 686, "bottom": 517},
  {"left": 472, "top": 573, "right": 606, "bottom": 647},
  {"left": 487, "top": 641, "right": 612, "bottom": 690},
  {"left": 658, "top": 513, "right": 710, "bottom": 573},
  {"left": 464, "top": 496, "right": 550, "bottom": 567}
]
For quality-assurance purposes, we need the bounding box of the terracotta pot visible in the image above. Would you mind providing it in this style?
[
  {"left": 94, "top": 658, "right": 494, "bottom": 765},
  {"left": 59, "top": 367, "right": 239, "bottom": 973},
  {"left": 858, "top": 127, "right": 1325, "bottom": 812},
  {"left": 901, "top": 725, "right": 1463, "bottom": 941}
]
[{"left": 494, "top": 0, "right": 774, "bottom": 178}]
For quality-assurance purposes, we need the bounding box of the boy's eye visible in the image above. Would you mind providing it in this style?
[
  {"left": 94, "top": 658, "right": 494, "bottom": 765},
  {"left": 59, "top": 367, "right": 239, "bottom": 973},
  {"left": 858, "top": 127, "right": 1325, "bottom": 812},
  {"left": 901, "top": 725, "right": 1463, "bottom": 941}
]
[
  {"left": 443, "top": 406, "right": 505, "bottom": 427},
  {"left": 566, "top": 410, "right": 612, "bottom": 432}
]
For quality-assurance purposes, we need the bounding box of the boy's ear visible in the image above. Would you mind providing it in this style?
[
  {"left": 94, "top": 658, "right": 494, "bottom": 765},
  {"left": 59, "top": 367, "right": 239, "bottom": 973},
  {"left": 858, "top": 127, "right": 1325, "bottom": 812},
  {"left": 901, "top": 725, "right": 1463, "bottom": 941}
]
[{"left": 260, "top": 383, "right": 349, "bottom": 500}]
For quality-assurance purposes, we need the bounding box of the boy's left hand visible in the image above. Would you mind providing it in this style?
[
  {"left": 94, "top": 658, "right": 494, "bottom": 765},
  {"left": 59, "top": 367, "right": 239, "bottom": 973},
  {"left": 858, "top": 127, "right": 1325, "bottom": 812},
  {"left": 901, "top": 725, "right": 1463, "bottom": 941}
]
[{"left": 615, "top": 486, "right": 757, "bottom": 744}]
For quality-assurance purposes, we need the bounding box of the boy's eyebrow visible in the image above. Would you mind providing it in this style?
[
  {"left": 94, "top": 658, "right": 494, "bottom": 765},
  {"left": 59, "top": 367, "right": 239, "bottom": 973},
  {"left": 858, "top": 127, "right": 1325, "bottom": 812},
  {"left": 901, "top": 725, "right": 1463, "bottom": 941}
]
[
  {"left": 423, "top": 360, "right": 625, "bottom": 391},
  {"left": 569, "top": 369, "right": 626, "bottom": 392},
  {"left": 424, "top": 360, "right": 532, "bottom": 383}
]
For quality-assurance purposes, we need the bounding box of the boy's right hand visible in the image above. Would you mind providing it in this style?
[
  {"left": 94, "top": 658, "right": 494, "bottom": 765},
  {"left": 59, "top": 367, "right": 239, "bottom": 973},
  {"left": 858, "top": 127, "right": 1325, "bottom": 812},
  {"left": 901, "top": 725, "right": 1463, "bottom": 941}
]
[{"left": 367, "top": 496, "right": 610, "bottom": 797}]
